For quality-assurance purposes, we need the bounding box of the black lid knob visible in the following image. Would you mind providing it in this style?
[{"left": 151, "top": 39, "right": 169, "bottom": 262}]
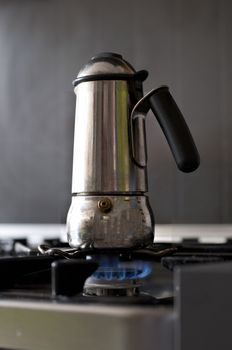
[{"left": 91, "top": 52, "right": 123, "bottom": 60}]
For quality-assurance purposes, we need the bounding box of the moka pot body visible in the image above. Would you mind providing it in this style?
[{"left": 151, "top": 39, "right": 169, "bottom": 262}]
[
  {"left": 67, "top": 54, "right": 154, "bottom": 248},
  {"left": 66, "top": 53, "right": 200, "bottom": 249}
]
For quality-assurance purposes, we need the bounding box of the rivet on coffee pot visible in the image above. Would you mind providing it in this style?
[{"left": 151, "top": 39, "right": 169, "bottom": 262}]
[{"left": 98, "top": 198, "right": 113, "bottom": 213}]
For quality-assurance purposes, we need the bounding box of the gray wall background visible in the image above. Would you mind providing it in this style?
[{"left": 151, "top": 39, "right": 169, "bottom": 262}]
[{"left": 0, "top": 0, "right": 231, "bottom": 223}]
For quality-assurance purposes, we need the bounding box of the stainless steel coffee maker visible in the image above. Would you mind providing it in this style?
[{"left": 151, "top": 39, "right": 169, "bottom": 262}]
[{"left": 67, "top": 53, "right": 199, "bottom": 249}]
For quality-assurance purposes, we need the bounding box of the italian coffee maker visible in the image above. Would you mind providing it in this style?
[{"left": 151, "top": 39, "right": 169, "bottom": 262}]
[{"left": 67, "top": 53, "right": 200, "bottom": 249}]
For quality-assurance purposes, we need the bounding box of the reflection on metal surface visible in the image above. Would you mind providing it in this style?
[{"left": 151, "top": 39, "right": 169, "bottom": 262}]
[{"left": 72, "top": 80, "right": 147, "bottom": 194}]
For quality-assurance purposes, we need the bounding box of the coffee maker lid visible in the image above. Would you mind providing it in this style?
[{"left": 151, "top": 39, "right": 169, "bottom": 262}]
[{"left": 73, "top": 52, "right": 148, "bottom": 86}]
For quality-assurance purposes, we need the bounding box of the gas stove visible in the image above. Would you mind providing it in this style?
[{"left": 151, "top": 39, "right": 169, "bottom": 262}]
[{"left": 0, "top": 225, "right": 231, "bottom": 350}]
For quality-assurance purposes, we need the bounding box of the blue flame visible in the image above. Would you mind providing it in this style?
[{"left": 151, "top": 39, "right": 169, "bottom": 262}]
[{"left": 91, "top": 256, "right": 152, "bottom": 281}]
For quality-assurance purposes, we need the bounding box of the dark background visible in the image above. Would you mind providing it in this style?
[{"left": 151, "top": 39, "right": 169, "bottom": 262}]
[{"left": 0, "top": 0, "right": 231, "bottom": 223}]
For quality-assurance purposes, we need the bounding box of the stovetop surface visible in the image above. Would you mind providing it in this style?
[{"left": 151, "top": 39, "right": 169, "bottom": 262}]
[
  {"left": 1, "top": 229, "right": 232, "bottom": 350},
  {"left": 0, "top": 236, "right": 232, "bottom": 305}
]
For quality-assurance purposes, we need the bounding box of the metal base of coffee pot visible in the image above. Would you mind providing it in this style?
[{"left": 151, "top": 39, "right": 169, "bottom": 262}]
[{"left": 67, "top": 195, "right": 154, "bottom": 249}]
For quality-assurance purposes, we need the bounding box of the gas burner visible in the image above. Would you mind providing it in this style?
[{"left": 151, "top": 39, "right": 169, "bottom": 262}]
[
  {"left": 84, "top": 280, "right": 140, "bottom": 297},
  {"left": 37, "top": 244, "right": 175, "bottom": 297},
  {"left": 36, "top": 244, "right": 178, "bottom": 298},
  {"left": 83, "top": 255, "right": 152, "bottom": 297},
  {"left": 1, "top": 239, "right": 232, "bottom": 304}
]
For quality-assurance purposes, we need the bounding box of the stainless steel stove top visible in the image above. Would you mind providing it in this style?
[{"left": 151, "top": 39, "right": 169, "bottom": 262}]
[{"left": 0, "top": 224, "right": 231, "bottom": 350}]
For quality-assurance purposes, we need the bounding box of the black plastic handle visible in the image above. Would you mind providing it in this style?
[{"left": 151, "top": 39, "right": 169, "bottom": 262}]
[{"left": 149, "top": 86, "right": 200, "bottom": 173}]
